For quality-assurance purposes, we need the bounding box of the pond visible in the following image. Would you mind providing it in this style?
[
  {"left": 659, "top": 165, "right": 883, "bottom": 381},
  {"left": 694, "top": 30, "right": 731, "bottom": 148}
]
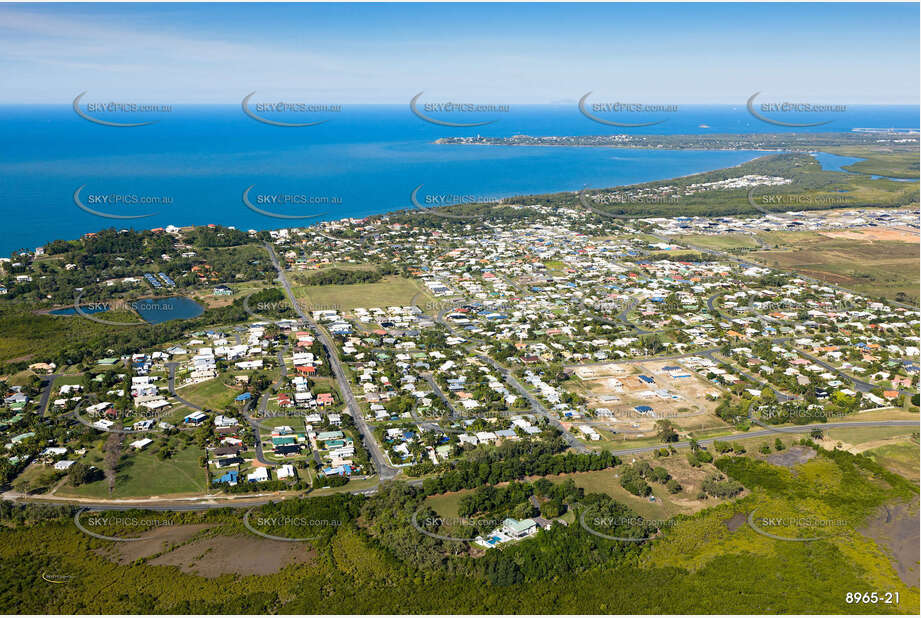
[
  {"left": 132, "top": 297, "right": 204, "bottom": 324},
  {"left": 50, "top": 296, "right": 204, "bottom": 324}
]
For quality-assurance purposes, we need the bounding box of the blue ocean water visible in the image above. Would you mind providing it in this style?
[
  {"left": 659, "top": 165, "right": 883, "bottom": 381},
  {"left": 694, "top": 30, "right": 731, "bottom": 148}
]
[{"left": 0, "top": 104, "right": 917, "bottom": 255}]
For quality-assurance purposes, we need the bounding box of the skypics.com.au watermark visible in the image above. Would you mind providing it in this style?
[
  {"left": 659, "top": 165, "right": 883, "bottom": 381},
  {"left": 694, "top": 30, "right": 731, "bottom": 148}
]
[
  {"left": 579, "top": 93, "right": 678, "bottom": 127},
  {"left": 747, "top": 187, "right": 852, "bottom": 215},
  {"left": 410, "top": 92, "right": 509, "bottom": 127},
  {"left": 74, "top": 185, "right": 171, "bottom": 220},
  {"left": 409, "top": 184, "right": 504, "bottom": 220},
  {"left": 242, "top": 185, "right": 337, "bottom": 220},
  {"left": 243, "top": 508, "right": 342, "bottom": 541},
  {"left": 241, "top": 290, "right": 339, "bottom": 320},
  {"left": 241, "top": 92, "right": 341, "bottom": 127},
  {"left": 410, "top": 509, "right": 507, "bottom": 542},
  {"left": 747, "top": 508, "right": 849, "bottom": 541},
  {"left": 67, "top": 290, "right": 158, "bottom": 327},
  {"left": 747, "top": 92, "right": 846, "bottom": 127},
  {"left": 73, "top": 92, "right": 171, "bottom": 127},
  {"left": 579, "top": 508, "right": 678, "bottom": 541},
  {"left": 74, "top": 510, "right": 175, "bottom": 542}
]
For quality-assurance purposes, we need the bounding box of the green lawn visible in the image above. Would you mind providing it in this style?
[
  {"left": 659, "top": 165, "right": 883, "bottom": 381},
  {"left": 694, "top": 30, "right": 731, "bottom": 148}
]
[
  {"left": 864, "top": 441, "right": 920, "bottom": 482},
  {"left": 825, "top": 425, "right": 917, "bottom": 446},
  {"left": 176, "top": 376, "right": 239, "bottom": 411},
  {"left": 291, "top": 276, "right": 434, "bottom": 311},
  {"left": 58, "top": 443, "right": 207, "bottom": 498},
  {"left": 424, "top": 492, "right": 466, "bottom": 518}
]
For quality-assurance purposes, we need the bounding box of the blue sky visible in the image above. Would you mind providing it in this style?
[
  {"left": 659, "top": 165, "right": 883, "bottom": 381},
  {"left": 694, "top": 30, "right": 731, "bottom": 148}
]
[{"left": 0, "top": 2, "right": 918, "bottom": 104}]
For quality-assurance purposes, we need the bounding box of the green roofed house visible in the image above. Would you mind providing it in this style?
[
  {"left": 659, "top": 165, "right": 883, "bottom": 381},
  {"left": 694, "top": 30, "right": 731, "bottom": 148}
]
[
  {"left": 97, "top": 358, "right": 119, "bottom": 366},
  {"left": 317, "top": 430, "right": 344, "bottom": 442},
  {"left": 271, "top": 436, "right": 297, "bottom": 447},
  {"left": 502, "top": 518, "right": 538, "bottom": 539},
  {"left": 11, "top": 432, "right": 35, "bottom": 444}
]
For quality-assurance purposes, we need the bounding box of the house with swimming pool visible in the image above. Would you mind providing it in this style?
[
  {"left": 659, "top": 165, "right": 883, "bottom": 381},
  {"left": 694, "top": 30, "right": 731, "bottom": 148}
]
[{"left": 474, "top": 517, "right": 538, "bottom": 548}]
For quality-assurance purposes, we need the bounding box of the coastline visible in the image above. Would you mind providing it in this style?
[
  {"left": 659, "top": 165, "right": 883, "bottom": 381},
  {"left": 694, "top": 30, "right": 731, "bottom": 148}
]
[{"left": 17, "top": 148, "right": 772, "bottom": 253}]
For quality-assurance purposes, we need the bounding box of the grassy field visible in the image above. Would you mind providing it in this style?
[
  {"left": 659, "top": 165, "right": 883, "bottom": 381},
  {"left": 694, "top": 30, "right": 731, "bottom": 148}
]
[
  {"left": 751, "top": 231, "right": 920, "bottom": 303},
  {"left": 825, "top": 425, "right": 917, "bottom": 446},
  {"left": 58, "top": 443, "right": 207, "bottom": 498},
  {"left": 175, "top": 376, "right": 239, "bottom": 411},
  {"left": 678, "top": 234, "right": 761, "bottom": 250},
  {"left": 864, "top": 442, "right": 920, "bottom": 482},
  {"left": 424, "top": 491, "right": 466, "bottom": 518},
  {"left": 291, "top": 275, "right": 434, "bottom": 311}
]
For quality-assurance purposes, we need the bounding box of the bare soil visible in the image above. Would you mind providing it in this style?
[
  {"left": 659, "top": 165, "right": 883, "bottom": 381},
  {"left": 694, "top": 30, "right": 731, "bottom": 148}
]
[
  {"left": 766, "top": 446, "right": 816, "bottom": 468},
  {"left": 858, "top": 499, "right": 921, "bottom": 587},
  {"left": 94, "top": 524, "right": 213, "bottom": 565},
  {"left": 148, "top": 534, "right": 317, "bottom": 577}
]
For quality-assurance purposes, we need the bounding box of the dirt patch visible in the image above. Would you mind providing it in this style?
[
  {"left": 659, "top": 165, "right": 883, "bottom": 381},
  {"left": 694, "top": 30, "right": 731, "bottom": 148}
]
[
  {"left": 94, "top": 524, "right": 213, "bottom": 564},
  {"left": 820, "top": 227, "right": 919, "bottom": 243},
  {"left": 766, "top": 446, "right": 816, "bottom": 468},
  {"left": 149, "top": 534, "right": 316, "bottom": 577},
  {"left": 723, "top": 512, "right": 747, "bottom": 532},
  {"left": 858, "top": 499, "right": 920, "bottom": 587}
]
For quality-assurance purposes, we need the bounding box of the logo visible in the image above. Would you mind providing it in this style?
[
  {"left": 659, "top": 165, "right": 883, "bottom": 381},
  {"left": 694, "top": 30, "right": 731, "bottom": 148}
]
[
  {"left": 242, "top": 185, "right": 332, "bottom": 220},
  {"left": 73, "top": 92, "right": 168, "bottom": 127},
  {"left": 409, "top": 184, "right": 500, "bottom": 220},
  {"left": 746, "top": 92, "right": 844, "bottom": 128},
  {"left": 409, "top": 92, "right": 507, "bottom": 127},
  {"left": 576, "top": 187, "right": 632, "bottom": 220},
  {"left": 746, "top": 507, "right": 847, "bottom": 542},
  {"left": 241, "top": 92, "right": 339, "bottom": 127},
  {"left": 579, "top": 506, "right": 674, "bottom": 541},
  {"left": 68, "top": 290, "right": 148, "bottom": 327},
  {"left": 242, "top": 507, "right": 340, "bottom": 541},
  {"left": 73, "top": 185, "right": 163, "bottom": 220},
  {"left": 578, "top": 92, "right": 675, "bottom": 127},
  {"left": 410, "top": 507, "right": 504, "bottom": 542},
  {"left": 74, "top": 508, "right": 174, "bottom": 542}
]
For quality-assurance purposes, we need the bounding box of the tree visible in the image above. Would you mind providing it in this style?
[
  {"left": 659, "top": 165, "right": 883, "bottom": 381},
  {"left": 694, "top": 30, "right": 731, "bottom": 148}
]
[{"left": 655, "top": 419, "right": 679, "bottom": 443}]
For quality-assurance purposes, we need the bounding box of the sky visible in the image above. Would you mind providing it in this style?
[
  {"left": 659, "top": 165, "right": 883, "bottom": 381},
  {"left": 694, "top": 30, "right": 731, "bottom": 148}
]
[{"left": 0, "top": 2, "right": 918, "bottom": 104}]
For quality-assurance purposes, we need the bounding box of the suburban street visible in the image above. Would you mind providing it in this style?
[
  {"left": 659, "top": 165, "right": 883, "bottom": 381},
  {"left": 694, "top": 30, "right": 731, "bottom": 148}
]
[{"left": 264, "top": 242, "right": 400, "bottom": 481}]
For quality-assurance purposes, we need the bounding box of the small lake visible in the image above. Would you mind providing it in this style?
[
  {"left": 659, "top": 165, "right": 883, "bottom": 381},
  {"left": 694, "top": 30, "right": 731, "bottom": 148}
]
[
  {"left": 50, "top": 296, "right": 203, "bottom": 324},
  {"left": 133, "top": 297, "right": 204, "bottom": 324},
  {"left": 50, "top": 305, "right": 110, "bottom": 316}
]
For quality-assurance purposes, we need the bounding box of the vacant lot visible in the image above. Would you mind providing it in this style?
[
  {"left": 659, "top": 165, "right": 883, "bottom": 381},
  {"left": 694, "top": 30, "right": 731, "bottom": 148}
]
[
  {"left": 568, "top": 360, "right": 723, "bottom": 438},
  {"left": 59, "top": 443, "right": 207, "bottom": 498},
  {"left": 865, "top": 442, "right": 920, "bottom": 482},
  {"left": 292, "top": 276, "right": 434, "bottom": 311},
  {"left": 176, "top": 375, "right": 240, "bottom": 410},
  {"left": 751, "top": 230, "right": 919, "bottom": 303},
  {"left": 677, "top": 234, "right": 761, "bottom": 250}
]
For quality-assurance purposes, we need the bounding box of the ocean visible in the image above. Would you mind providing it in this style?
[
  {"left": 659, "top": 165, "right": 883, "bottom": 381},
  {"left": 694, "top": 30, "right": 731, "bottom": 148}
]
[{"left": 0, "top": 104, "right": 917, "bottom": 255}]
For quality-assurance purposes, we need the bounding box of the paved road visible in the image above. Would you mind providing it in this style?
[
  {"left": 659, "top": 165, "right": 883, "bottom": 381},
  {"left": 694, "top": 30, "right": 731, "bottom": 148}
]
[
  {"left": 473, "top": 352, "right": 589, "bottom": 453},
  {"left": 793, "top": 347, "right": 876, "bottom": 393},
  {"left": 422, "top": 373, "right": 460, "bottom": 418},
  {"left": 166, "top": 363, "right": 204, "bottom": 411},
  {"left": 37, "top": 373, "right": 62, "bottom": 417},
  {"left": 264, "top": 242, "right": 399, "bottom": 481},
  {"left": 615, "top": 298, "right": 652, "bottom": 334}
]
